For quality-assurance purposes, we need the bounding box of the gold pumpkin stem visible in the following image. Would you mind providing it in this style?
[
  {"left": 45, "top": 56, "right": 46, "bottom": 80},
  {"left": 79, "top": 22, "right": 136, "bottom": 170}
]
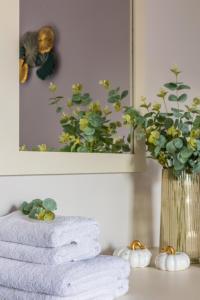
[
  {"left": 161, "top": 246, "right": 176, "bottom": 255},
  {"left": 129, "top": 240, "right": 145, "bottom": 250}
]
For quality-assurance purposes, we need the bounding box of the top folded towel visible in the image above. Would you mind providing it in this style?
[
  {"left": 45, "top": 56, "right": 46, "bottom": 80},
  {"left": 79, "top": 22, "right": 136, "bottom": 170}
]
[{"left": 0, "top": 211, "right": 100, "bottom": 247}]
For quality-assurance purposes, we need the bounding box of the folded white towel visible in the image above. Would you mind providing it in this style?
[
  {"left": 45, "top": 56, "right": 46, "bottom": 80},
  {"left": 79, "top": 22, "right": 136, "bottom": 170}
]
[
  {"left": 0, "top": 279, "right": 129, "bottom": 300},
  {"left": 0, "top": 255, "right": 130, "bottom": 297},
  {"left": 0, "top": 238, "right": 101, "bottom": 265},
  {"left": 0, "top": 211, "right": 100, "bottom": 247}
]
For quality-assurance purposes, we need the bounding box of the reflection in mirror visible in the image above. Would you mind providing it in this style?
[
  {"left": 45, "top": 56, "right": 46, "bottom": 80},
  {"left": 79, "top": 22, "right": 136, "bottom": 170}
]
[{"left": 20, "top": 0, "right": 132, "bottom": 153}]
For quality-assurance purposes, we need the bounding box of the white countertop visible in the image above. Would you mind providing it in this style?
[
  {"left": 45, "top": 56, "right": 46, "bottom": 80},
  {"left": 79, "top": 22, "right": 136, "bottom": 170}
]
[{"left": 120, "top": 265, "right": 200, "bottom": 300}]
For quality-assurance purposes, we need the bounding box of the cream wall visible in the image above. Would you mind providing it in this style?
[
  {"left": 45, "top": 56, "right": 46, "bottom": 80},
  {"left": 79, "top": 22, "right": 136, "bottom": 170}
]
[{"left": 0, "top": 0, "right": 199, "bottom": 250}]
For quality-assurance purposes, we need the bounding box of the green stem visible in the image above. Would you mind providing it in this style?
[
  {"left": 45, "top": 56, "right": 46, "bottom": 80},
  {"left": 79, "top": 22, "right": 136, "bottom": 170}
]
[
  {"left": 163, "top": 97, "right": 168, "bottom": 113},
  {"left": 175, "top": 75, "right": 179, "bottom": 110}
]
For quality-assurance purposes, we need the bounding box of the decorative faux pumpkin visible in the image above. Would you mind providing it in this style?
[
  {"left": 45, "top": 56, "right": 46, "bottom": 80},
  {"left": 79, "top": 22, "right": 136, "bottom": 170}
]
[
  {"left": 113, "top": 240, "right": 152, "bottom": 268},
  {"left": 155, "top": 246, "right": 190, "bottom": 271}
]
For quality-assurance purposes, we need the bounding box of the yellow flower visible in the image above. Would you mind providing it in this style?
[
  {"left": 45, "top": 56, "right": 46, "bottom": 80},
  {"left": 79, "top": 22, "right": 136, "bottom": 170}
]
[
  {"left": 99, "top": 80, "right": 110, "bottom": 89},
  {"left": 190, "top": 129, "right": 200, "bottom": 139},
  {"left": 188, "top": 137, "right": 197, "bottom": 150},
  {"left": 38, "top": 144, "right": 47, "bottom": 152},
  {"left": 79, "top": 118, "right": 88, "bottom": 131},
  {"left": 170, "top": 64, "right": 181, "bottom": 76},
  {"left": 167, "top": 126, "right": 180, "bottom": 137},
  {"left": 158, "top": 152, "right": 167, "bottom": 167},
  {"left": 113, "top": 102, "right": 122, "bottom": 112},
  {"left": 74, "top": 137, "right": 80, "bottom": 145},
  {"left": 148, "top": 130, "right": 160, "bottom": 145},
  {"left": 89, "top": 101, "right": 101, "bottom": 112},
  {"left": 103, "top": 106, "right": 111, "bottom": 115},
  {"left": 72, "top": 83, "right": 83, "bottom": 94},
  {"left": 152, "top": 103, "right": 161, "bottom": 112},
  {"left": 193, "top": 97, "right": 200, "bottom": 106},
  {"left": 123, "top": 114, "right": 132, "bottom": 124},
  {"left": 157, "top": 88, "right": 168, "bottom": 98},
  {"left": 60, "top": 113, "right": 69, "bottom": 123},
  {"left": 59, "top": 132, "right": 70, "bottom": 144},
  {"left": 19, "top": 144, "right": 27, "bottom": 151},
  {"left": 67, "top": 99, "right": 73, "bottom": 108},
  {"left": 140, "top": 96, "right": 147, "bottom": 104},
  {"left": 140, "top": 96, "right": 151, "bottom": 110},
  {"left": 49, "top": 82, "right": 57, "bottom": 93}
]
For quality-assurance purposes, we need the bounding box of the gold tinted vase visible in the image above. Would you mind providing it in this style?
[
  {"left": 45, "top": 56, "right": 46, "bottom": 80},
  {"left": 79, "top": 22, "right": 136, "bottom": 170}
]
[{"left": 160, "top": 169, "right": 200, "bottom": 263}]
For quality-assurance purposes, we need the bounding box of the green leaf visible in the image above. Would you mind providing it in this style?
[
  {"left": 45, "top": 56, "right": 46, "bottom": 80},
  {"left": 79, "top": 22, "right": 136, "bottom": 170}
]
[
  {"left": 183, "top": 112, "right": 191, "bottom": 120},
  {"left": 173, "top": 138, "right": 184, "bottom": 149},
  {"left": 164, "top": 118, "right": 173, "bottom": 129},
  {"left": 72, "top": 94, "right": 82, "bottom": 104},
  {"left": 178, "top": 93, "right": 187, "bottom": 102},
  {"left": 77, "top": 146, "right": 88, "bottom": 152},
  {"left": 81, "top": 93, "right": 92, "bottom": 105},
  {"left": 179, "top": 123, "right": 189, "bottom": 134},
  {"left": 193, "top": 116, "right": 200, "bottom": 129},
  {"left": 154, "top": 146, "right": 161, "bottom": 157},
  {"left": 29, "top": 207, "right": 44, "bottom": 219},
  {"left": 174, "top": 158, "right": 185, "bottom": 171},
  {"left": 166, "top": 141, "right": 177, "bottom": 154},
  {"left": 43, "top": 198, "right": 57, "bottom": 211},
  {"left": 179, "top": 147, "right": 193, "bottom": 160},
  {"left": 121, "top": 90, "right": 129, "bottom": 100},
  {"left": 196, "top": 140, "right": 200, "bottom": 151},
  {"left": 83, "top": 127, "right": 95, "bottom": 136},
  {"left": 107, "top": 88, "right": 121, "bottom": 103},
  {"left": 164, "top": 82, "right": 177, "bottom": 90},
  {"left": 193, "top": 162, "right": 200, "bottom": 173},
  {"left": 31, "top": 199, "right": 43, "bottom": 207},
  {"left": 88, "top": 113, "right": 103, "bottom": 128},
  {"left": 177, "top": 84, "right": 191, "bottom": 90},
  {"left": 20, "top": 201, "right": 32, "bottom": 215},
  {"left": 156, "top": 135, "right": 166, "bottom": 148},
  {"left": 171, "top": 108, "right": 183, "bottom": 118},
  {"left": 168, "top": 94, "right": 178, "bottom": 101},
  {"left": 56, "top": 106, "right": 63, "bottom": 113}
]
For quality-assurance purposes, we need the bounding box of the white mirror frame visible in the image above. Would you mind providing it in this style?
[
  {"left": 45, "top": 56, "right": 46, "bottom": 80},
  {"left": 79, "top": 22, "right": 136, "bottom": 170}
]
[{"left": 0, "top": 0, "right": 146, "bottom": 175}]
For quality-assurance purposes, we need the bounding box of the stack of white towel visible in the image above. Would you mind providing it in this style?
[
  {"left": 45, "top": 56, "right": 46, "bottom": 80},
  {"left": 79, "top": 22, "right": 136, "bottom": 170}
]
[{"left": 0, "top": 211, "right": 130, "bottom": 300}]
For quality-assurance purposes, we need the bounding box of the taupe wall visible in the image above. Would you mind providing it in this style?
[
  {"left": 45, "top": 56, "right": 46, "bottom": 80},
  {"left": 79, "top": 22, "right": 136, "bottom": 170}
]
[{"left": 20, "top": 0, "right": 130, "bottom": 148}]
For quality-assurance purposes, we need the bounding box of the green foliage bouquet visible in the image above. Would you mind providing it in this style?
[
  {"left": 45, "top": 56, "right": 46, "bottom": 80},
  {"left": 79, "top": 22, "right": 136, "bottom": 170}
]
[
  {"left": 48, "top": 80, "right": 131, "bottom": 153},
  {"left": 124, "top": 66, "right": 200, "bottom": 176}
]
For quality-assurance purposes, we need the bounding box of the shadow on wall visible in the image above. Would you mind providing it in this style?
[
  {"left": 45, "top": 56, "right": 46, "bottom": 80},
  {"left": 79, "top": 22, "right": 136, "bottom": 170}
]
[{"left": 132, "top": 160, "right": 162, "bottom": 248}]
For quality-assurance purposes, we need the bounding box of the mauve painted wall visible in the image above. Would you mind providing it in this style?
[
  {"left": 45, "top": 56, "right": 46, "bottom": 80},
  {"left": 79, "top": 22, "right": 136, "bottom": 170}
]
[{"left": 20, "top": 0, "right": 130, "bottom": 148}]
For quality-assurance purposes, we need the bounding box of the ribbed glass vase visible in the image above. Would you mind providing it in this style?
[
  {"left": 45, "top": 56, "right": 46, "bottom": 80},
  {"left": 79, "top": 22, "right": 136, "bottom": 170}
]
[{"left": 160, "top": 169, "right": 200, "bottom": 263}]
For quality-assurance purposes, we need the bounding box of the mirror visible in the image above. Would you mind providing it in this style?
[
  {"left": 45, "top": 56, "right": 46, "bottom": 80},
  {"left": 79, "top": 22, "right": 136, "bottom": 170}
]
[{"left": 20, "top": 0, "right": 132, "bottom": 154}]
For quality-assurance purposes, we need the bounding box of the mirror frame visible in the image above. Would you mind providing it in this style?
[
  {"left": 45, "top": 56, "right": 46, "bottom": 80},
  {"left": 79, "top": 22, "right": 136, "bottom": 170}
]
[{"left": 0, "top": 0, "right": 146, "bottom": 175}]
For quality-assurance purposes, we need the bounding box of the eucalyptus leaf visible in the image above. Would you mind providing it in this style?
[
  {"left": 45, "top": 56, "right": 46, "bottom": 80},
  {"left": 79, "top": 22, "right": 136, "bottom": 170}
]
[
  {"left": 168, "top": 94, "right": 178, "bottom": 101},
  {"left": 43, "top": 198, "right": 57, "bottom": 211},
  {"left": 178, "top": 93, "right": 187, "bottom": 102},
  {"left": 177, "top": 84, "right": 191, "bottom": 90},
  {"left": 121, "top": 90, "right": 129, "bottom": 100},
  {"left": 164, "top": 82, "right": 177, "bottom": 90},
  {"left": 83, "top": 127, "right": 95, "bottom": 136}
]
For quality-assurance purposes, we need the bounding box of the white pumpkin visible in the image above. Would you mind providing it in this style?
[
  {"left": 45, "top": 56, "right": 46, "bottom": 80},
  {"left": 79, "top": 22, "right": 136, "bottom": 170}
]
[
  {"left": 113, "top": 240, "right": 152, "bottom": 268},
  {"left": 155, "top": 246, "right": 190, "bottom": 271}
]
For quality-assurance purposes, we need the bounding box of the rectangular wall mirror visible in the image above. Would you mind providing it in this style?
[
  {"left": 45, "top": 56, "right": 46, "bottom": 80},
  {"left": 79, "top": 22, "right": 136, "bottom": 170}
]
[
  {"left": 0, "top": 0, "right": 145, "bottom": 175},
  {"left": 20, "top": 0, "right": 131, "bottom": 154}
]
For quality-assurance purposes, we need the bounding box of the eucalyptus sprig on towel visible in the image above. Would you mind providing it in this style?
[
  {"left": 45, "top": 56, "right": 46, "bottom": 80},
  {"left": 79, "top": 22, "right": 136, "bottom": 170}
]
[
  {"left": 123, "top": 65, "right": 200, "bottom": 176},
  {"left": 20, "top": 198, "right": 57, "bottom": 221}
]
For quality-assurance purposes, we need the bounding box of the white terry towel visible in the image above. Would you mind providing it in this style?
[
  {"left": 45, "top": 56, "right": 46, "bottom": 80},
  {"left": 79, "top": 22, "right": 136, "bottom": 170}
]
[
  {"left": 0, "top": 211, "right": 100, "bottom": 247},
  {"left": 0, "top": 238, "right": 101, "bottom": 265},
  {"left": 0, "top": 255, "right": 130, "bottom": 297},
  {"left": 0, "top": 279, "right": 129, "bottom": 300}
]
